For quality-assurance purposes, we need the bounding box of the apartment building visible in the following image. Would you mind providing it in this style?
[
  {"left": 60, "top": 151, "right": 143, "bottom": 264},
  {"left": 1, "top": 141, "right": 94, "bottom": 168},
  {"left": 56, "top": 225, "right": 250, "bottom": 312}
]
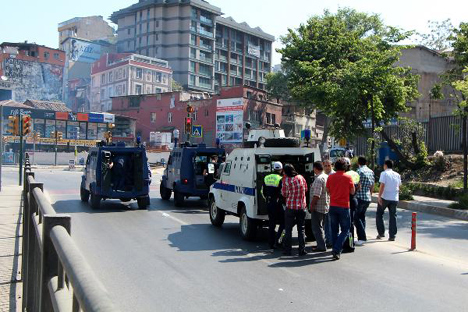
[
  {"left": 58, "top": 16, "right": 116, "bottom": 47},
  {"left": 214, "top": 16, "right": 274, "bottom": 92},
  {"left": 90, "top": 53, "right": 172, "bottom": 112},
  {"left": 0, "top": 42, "right": 65, "bottom": 102},
  {"left": 111, "top": 0, "right": 274, "bottom": 93}
]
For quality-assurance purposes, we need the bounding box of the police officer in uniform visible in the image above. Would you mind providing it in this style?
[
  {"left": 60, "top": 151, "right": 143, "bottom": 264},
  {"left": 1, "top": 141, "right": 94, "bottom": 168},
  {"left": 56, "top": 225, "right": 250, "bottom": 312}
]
[{"left": 262, "top": 161, "right": 285, "bottom": 250}]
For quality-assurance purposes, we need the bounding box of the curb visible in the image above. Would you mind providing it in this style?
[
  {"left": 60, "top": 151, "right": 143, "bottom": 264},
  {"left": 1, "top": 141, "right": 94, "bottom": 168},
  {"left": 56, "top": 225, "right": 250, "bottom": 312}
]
[{"left": 371, "top": 197, "right": 468, "bottom": 222}]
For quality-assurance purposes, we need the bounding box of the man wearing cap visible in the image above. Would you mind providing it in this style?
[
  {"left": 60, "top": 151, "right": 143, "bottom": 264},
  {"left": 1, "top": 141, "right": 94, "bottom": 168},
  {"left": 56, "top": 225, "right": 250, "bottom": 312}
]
[{"left": 262, "top": 161, "right": 285, "bottom": 249}]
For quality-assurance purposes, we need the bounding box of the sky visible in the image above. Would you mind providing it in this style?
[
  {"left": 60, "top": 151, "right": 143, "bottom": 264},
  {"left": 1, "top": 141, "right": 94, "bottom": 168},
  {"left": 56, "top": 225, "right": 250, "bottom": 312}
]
[{"left": 1, "top": 0, "right": 468, "bottom": 65}]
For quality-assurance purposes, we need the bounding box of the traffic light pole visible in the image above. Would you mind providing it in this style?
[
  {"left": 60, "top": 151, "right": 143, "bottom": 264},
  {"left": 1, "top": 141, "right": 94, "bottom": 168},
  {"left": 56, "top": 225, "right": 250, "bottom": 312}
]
[
  {"left": 18, "top": 116, "right": 23, "bottom": 186},
  {"left": 54, "top": 132, "right": 58, "bottom": 166}
]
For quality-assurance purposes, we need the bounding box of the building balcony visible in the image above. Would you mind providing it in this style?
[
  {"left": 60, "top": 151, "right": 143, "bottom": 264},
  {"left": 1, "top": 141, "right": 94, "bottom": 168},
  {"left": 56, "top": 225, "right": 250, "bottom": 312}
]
[
  {"left": 200, "top": 16, "right": 213, "bottom": 26},
  {"left": 199, "top": 29, "right": 214, "bottom": 38}
]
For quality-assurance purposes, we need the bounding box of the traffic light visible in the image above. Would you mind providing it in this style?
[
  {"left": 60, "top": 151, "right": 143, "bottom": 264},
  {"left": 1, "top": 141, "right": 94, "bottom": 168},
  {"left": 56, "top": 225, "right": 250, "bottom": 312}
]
[
  {"left": 22, "top": 116, "right": 32, "bottom": 136},
  {"left": 187, "top": 105, "right": 195, "bottom": 113},
  {"left": 7, "top": 116, "right": 19, "bottom": 135},
  {"left": 185, "top": 117, "right": 192, "bottom": 134}
]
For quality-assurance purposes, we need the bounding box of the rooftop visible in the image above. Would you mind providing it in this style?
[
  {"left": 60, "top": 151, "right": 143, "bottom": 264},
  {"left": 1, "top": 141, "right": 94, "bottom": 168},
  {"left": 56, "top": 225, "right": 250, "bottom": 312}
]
[
  {"left": 216, "top": 16, "right": 275, "bottom": 42},
  {"left": 0, "top": 42, "right": 64, "bottom": 53},
  {"left": 58, "top": 16, "right": 105, "bottom": 29},
  {"left": 0, "top": 100, "right": 30, "bottom": 109},
  {"left": 24, "top": 100, "right": 71, "bottom": 112},
  {"left": 111, "top": 0, "right": 222, "bottom": 23}
]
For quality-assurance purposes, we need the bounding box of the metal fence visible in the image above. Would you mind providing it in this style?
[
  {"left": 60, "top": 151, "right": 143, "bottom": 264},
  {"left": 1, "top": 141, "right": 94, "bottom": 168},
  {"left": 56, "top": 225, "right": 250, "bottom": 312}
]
[
  {"left": 21, "top": 156, "right": 117, "bottom": 312},
  {"left": 354, "top": 115, "right": 464, "bottom": 156}
]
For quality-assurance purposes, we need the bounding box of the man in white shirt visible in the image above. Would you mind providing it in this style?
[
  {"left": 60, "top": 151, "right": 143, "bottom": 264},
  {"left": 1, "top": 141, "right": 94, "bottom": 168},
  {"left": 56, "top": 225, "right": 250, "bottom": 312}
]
[{"left": 377, "top": 160, "right": 401, "bottom": 241}]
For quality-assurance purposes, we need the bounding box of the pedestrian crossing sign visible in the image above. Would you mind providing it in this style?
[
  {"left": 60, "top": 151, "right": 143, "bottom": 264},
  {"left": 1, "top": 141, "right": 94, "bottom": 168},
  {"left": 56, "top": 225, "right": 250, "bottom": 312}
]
[{"left": 192, "top": 125, "right": 203, "bottom": 138}]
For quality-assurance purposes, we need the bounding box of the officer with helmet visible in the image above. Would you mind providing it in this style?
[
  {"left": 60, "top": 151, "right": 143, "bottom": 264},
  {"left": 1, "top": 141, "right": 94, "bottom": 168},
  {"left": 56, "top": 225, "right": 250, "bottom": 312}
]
[{"left": 262, "top": 161, "right": 285, "bottom": 249}]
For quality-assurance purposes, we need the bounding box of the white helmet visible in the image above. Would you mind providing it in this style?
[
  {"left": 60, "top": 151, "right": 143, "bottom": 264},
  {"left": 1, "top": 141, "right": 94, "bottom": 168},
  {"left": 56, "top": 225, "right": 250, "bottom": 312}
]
[
  {"left": 344, "top": 157, "right": 351, "bottom": 166},
  {"left": 273, "top": 161, "right": 283, "bottom": 170}
]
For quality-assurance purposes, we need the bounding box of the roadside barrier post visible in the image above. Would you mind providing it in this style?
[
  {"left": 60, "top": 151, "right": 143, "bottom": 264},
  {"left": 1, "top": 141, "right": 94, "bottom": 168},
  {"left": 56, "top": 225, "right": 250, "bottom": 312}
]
[{"left": 410, "top": 212, "right": 417, "bottom": 251}]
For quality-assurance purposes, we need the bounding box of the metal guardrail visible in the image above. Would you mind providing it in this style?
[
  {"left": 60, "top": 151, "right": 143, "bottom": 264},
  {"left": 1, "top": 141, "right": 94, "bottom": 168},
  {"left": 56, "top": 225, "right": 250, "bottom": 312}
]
[{"left": 21, "top": 156, "right": 118, "bottom": 312}]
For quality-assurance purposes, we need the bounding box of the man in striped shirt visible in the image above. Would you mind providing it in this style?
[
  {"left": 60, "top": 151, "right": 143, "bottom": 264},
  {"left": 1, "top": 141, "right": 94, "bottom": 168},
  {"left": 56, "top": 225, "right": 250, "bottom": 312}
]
[{"left": 281, "top": 164, "right": 308, "bottom": 256}]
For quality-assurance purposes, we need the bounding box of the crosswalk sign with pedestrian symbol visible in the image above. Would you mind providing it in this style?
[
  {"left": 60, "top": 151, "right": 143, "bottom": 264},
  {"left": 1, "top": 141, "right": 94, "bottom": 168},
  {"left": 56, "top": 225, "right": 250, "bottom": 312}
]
[{"left": 192, "top": 125, "right": 203, "bottom": 138}]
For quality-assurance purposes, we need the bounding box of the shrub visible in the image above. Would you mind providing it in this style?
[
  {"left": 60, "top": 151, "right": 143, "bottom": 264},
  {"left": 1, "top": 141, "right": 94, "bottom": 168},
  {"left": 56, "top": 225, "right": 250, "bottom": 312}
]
[
  {"left": 400, "top": 184, "right": 414, "bottom": 201},
  {"left": 433, "top": 155, "right": 447, "bottom": 171},
  {"left": 449, "top": 193, "right": 468, "bottom": 210}
]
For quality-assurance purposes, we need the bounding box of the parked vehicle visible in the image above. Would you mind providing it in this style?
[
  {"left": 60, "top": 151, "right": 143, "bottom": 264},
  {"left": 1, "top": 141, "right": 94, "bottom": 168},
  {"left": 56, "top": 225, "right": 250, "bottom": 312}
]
[
  {"left": 160, "top": 143, "right": 225, "bottom": 206},
  {"left": 208, "top": 129, "right": 321, "bottom": 240},
  {"left": 80, "top": 143, "right": 151, "bottom": 210}
]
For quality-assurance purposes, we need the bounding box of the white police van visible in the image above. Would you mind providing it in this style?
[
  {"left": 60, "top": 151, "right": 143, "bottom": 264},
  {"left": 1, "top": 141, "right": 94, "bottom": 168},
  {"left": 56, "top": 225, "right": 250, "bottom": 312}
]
[{"left": 208, "top": 128, "right": 321, "bottom": 240}]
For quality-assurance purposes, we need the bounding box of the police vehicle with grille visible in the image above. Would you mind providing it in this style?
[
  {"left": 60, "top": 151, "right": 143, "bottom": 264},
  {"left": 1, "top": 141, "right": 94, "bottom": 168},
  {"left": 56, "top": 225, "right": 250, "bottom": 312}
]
[{"left": 208, "top": 127, "right": 321, "bottom": 240}]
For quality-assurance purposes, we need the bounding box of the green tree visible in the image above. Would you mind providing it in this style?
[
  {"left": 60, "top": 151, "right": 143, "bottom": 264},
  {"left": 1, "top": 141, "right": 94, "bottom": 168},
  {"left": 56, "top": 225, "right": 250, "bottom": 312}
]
[
  {"left": 279, "top": 8, "right": 420, "bottom": 169},
  {"left": 436, "top": 23, "right": 468, "bottom": 191},
  {"left": 418, "top": 19, "right": 454, "bottom": 51},
  {"left": 266, "top": 72, "right": 291, "bottom": 103},
  {"left": 172, "top": 79, "right": 183, "bottom": 91}
]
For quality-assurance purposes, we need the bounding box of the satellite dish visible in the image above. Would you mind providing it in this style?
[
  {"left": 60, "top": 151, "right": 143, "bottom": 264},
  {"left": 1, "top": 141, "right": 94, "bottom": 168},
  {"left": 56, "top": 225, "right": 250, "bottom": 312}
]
[{"left": 0, "top": 76, "right": 8, "bottom": 81}]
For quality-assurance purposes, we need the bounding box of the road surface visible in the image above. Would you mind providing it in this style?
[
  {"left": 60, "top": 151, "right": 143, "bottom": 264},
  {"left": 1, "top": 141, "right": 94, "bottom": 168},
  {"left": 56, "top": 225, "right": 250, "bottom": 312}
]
[{"left": 2, "top": 167, "right": 468, "bottom": 312}]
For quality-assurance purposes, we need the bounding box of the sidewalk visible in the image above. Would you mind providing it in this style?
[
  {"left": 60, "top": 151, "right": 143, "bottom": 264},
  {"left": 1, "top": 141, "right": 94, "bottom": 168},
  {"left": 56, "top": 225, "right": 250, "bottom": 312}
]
[
  {"left": 0, "top": 186, "right": 23, "bottom": 312},
  {"left": 372, "top": 194, "right": 468, "bottom": 221}
]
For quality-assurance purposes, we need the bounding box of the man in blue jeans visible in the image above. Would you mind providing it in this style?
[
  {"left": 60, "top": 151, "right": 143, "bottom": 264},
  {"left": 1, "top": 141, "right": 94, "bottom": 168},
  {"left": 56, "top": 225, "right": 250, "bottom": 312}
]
[
  {"left": 377, "top": 160, "right": 402, "bottom": 241},
  {"left": 326, "top": 158, "right": 355, "bottom": 260},
  {"left": 355, "top": 156, "right": 375, "bottom": 245}
]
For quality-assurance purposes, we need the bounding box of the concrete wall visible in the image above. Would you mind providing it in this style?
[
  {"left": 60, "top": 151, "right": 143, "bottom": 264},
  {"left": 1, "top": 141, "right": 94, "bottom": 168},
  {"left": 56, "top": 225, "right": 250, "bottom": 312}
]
[{"left": 27, "top": 151, "right": 169, "bottom": 165}]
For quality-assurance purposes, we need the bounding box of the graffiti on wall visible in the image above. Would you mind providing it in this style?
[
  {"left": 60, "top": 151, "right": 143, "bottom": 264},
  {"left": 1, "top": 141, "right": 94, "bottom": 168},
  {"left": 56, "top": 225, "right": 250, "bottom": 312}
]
[{"left": 3, "top": 58, "right": 27, "bottom": 82}]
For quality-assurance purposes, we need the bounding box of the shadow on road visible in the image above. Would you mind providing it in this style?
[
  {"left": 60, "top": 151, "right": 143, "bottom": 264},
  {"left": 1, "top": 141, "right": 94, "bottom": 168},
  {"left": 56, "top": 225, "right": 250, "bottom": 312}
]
[
  {"left": 166, "top": 222, "right": 332, "bottom": 266},
  {"left": 53, "top": 199, "right": 142, "bottom": 214}
]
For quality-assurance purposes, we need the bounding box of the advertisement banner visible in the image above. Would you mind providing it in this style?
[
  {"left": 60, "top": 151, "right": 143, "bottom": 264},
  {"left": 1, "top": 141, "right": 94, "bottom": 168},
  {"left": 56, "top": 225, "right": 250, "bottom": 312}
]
[
  {"left": 45, "top": 120, "right": 55, "bottom": 138},
  {"left": 77, "top": 113, "right": 88, "bottom": 121},
  {"left": 216, "top": 98, "right": 244, "bottom": 143},
  {"left": 88, "top": 113, "right": 104, "bottom": 123},
  {"left": 247, "top": 43, "right": 261, "bottom": 58},
  {"left": 87, "top": 123, "right": 98, "bottom": 140},
  {"left": 68, "top": 38, "right": 102, "bottom": 63}
]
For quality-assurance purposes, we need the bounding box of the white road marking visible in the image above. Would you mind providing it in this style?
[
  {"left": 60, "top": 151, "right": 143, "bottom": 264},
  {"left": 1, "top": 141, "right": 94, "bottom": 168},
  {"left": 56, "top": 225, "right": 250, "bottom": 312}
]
[{"left": 159, "top": 211, "right": 194, "bottom": 227}]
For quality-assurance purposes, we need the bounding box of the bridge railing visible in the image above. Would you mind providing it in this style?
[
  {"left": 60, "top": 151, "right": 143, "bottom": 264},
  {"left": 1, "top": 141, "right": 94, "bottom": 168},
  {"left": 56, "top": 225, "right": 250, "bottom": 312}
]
[{"left": 22, "top": 156, "right": 117, "bottom": 312}]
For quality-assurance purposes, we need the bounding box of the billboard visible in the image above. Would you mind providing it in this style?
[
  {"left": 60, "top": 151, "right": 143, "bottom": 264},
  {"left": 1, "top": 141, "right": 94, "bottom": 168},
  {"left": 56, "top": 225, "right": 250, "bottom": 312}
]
[
  {"left": 216, "top": 98, "right": 244, "bottom": 143},
  {"left": 68, "top": 38, "right": 102, "bottom": 63},
  {"left": 247, "top": 43, "right": 261, "bottom": 58}
]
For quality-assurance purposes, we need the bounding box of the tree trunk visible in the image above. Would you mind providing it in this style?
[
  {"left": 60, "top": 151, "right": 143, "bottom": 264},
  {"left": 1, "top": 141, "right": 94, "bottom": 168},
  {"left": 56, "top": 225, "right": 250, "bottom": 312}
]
[
  {"left": 321, "top": 115, "right": 331, "bottom": 150},
  {"left": 380, "top": 129, "right": 422, "bottom": 170},
  {"left": 370, "top": 98, "right": 375, "bottom": 170},
  {"left": 411, "top": 132, "right": 421, "bottom": 155}
]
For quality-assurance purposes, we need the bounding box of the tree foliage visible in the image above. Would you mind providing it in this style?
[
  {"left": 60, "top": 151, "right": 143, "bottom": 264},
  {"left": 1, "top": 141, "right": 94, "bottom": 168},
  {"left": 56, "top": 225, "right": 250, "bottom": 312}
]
[
  {"left": 417, "top": 19, "right": 454, "bottom": 51},
  {"left": 279, "top": 8, "right": 420, "bottom": 168},
  {"left": 265, "top": 72, "right": 291, "bottom": 103},
  {"left": 171, "top": 79, "right": 183, "bottom": 91}
]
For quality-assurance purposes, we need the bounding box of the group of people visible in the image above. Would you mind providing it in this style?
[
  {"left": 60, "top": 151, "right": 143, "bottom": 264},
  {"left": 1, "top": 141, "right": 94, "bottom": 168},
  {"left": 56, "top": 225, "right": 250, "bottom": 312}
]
[{"left": 262, "top": 156, "right": 401, "bottom": 260}]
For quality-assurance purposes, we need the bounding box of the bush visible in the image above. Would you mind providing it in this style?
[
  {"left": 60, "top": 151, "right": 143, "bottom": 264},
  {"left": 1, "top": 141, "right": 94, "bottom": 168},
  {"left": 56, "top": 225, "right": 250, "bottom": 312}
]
[
  {"left": 406, "top": 182, "right": 462, "bottom": 200},
  {"left": 433, "top": 156, "right": 447, "bottom": 171},
  {"left": 449, "top": 193, "right": 468, "bottom": 210},
  {"left": 400, "top": 184, "right": 414, "bottom": 201}
]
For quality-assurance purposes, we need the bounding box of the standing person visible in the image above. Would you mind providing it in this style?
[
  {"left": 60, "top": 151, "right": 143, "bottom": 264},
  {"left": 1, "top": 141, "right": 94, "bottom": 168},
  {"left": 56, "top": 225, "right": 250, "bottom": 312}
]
[
  {"left": 326, "top": 158, "right": 355, "bottom": 260},
  {"left": 281, "top": 164, "right": 308, "bottom": 256},
  {"left": 309, "top": 161, "right": 330, "bottom": 252},
  {"left": 203, "top": 155, "right": 219, "bottom": 187},
  {"left": 344, "top": 157, "right": 360, "bottom": 251},
  {"left": 355, "top": 156, "right": 375, "bottom": 245},
  {"left": 377, "top": 160, "right": 401, "bottom": 241},
  {"left": 262, "top": 161, "right": 285, "bottom": 250},
  {"left": 323, "top": 159, "right": 335, "bottom": 248}
]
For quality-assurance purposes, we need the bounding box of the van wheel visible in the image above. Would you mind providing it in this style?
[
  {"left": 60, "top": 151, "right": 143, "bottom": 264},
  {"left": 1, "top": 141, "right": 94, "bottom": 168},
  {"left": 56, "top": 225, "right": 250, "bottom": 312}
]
[
  {"left": 209, "top": 198, "right": 225, "bottom": 227},
  {"left": 174, "top": 190, "right": 184, "bottom": 207},
  {"left": 239, "top": 206, "right": 257, "bottom": 241},
  {"left": 90, "top": 192, "right": 101, "bottom": 210},
  {"left": 305, "top": 219, "right": 315, "bottom": 241},
  {"left": 160, "top": 184, "right": 171, "bottom": 200},
  {"left": 80, "top": 187, "right": 90, "bottom": 202},
  {"left": 137, "top": 196, "right": 150, "bottom": 210}
]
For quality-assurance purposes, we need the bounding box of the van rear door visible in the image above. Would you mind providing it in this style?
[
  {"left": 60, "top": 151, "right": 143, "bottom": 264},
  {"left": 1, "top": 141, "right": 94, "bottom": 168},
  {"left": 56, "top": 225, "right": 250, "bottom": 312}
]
[{"left": 255, "top": 154, "right": 271, "bottom": 215}]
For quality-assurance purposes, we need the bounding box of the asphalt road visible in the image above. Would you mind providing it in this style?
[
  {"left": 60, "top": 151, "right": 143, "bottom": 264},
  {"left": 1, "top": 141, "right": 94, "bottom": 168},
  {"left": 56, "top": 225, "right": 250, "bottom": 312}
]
[{"left": 2, "top": 167, "right": 468, "bottom": 312}]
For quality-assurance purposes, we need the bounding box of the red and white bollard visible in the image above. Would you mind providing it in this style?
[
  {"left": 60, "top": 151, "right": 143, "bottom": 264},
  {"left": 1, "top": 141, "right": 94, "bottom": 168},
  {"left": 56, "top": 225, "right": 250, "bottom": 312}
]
[{"left": 410, "top": 212, "right": 417, "bottom": 251}]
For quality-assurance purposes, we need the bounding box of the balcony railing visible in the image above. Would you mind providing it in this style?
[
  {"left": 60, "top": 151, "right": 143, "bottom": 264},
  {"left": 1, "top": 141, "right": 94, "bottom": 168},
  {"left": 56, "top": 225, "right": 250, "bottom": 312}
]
[
  {"left": 199, "top": 29, "right": 214, "bottom": 38},
  {"left": 200, "top": 16, "right": 213, "bottom": 25}
]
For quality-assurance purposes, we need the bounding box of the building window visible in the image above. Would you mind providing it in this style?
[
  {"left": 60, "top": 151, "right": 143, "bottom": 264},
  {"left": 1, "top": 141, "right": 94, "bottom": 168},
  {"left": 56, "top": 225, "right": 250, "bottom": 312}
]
[
  {"left": 108, "top": 71, "right": 113, "bottom": 83},
  {"left": 135, "top": 84, "right": 142, "bottom": 95},
  {"left": 101, "top": 88, "right": 106, "bottom": 99},
  {"left": 101, "top": 74, "right": 105, "bottom": 84},
  {"left": 204, "top": 109, "right": 209, "bottom": 117},
  {"left": 136, "top": 68, "right": 143, "bottom": 79},
  {"left": 193, "top": 110, "right": 198, "bottom": 121},
  {"left": 146, "top": 70, "right": 152, "bottom": 81},
  {"left": 44, "top": 51, "right": 50, "bottom": 59},
  {"left": 189, "top": 75, "right": 196, "bottom": 86},
  {"left": 92, "top": 77, "right": 96, "bottom": 87},
  {"left": 156, "top": 20, "right": 159, "bottom": 27},
  {"left": 247, "top": 91, "right": 253, "bottom": 99},
  {"left": 151, "top": 112, "right": 156, "bottom": 123},
  {"left": 53, "top": 53, "right": 59, "bottom": 60},
  {"left": 153, "top": 72, "right": 162, "bottom": 83},
  {"left": 127, "top": 28, "right": 131, "bottom": 35},
  {"left": 190, "top": 61, "right": 196, "bottom": 73},
  {"left": 123, "top": 68, "right": 127, "bottom": 79},
  {"left": 199, "top": 77, "right": 211, "bottom": 89},
  {"left": 108, "top": 86, "right": 113, "bottom": 98},
  {"left": 168, "top": 112, "right": 173, "bottom": 123}
]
